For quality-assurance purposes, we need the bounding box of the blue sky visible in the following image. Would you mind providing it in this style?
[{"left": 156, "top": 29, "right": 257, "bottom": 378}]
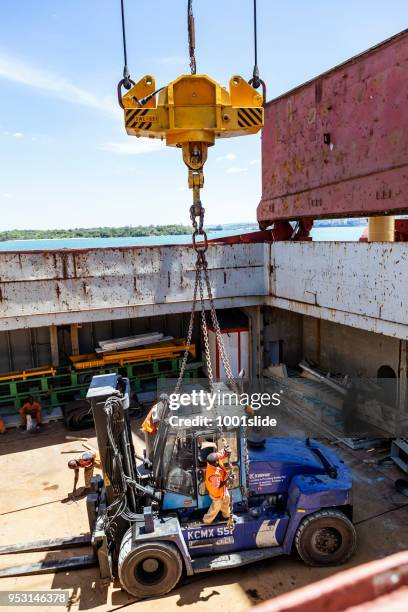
[{"left": 0, "top": 1, "right": 406, "bottom": 230}]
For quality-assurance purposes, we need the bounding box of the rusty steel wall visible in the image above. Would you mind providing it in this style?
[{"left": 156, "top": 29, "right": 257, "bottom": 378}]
[
  {"left": 266, "top": 242, "right": 408, "bottom": 339},
  {"left": 258, "top": 29, "right": 408, "bottom": 223},
  {"left": 0, "top": 244, "right": 267, "bottom": 331},
  {"left": 0, "top": 242, "right": 407, "bottom": 340}
]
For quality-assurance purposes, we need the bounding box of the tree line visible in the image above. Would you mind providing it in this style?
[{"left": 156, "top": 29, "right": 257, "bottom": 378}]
[{"left": 0, "top": 225, "right": 193, "bottom": 241}]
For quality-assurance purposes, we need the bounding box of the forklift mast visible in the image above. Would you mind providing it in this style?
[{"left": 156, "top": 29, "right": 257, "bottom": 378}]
[{"left": 87, "top": 374, "right": 137, "bottom": 508}]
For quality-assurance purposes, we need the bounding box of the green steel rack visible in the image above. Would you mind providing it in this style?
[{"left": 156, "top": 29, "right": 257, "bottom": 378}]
[{"left": 0, "top": 356, "right": 201, "bottom": 417}]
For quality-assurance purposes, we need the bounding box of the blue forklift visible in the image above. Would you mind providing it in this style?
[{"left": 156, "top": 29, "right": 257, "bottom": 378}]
[
  {"left": 85, "top": 374, "right": 356, "bottom": 599},
  {"left": 0, "top": 373, "right": 356, "bottom": 597}
]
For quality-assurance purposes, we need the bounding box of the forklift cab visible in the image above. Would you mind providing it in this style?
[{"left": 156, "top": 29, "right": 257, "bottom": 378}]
[{"left": 153, "top": 425, "right": 243, "bottom": 513}]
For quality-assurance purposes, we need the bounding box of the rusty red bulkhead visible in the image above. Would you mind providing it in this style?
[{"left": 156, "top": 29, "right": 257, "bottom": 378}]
[{"left": 258, "top": 29, "right": 408, "bottom": 226}]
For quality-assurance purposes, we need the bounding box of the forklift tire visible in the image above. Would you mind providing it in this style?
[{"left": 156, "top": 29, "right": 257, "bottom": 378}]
[
  {"left": 118, "top": 529, "right": 183, "bottom": 599},
  {"left": 63, "top": 400, "right": 93, "bottom": 430},
  {"left": 295, "top": 509, "right": 357, "bottom": 566}
]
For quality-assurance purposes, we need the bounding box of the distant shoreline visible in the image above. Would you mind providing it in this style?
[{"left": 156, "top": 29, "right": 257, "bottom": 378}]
[
  {"left": 0, "top": 220, "right": 366, "bottom": 242},
  {"left": 0, "top": 226, "right": 365, "bottom": 252},
  {"left": 0, "top": 225, "right": 193, "bottom": 242}
]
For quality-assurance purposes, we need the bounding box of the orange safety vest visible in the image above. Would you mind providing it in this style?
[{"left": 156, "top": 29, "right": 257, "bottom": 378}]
[
  {"left": 142, "top": 406, "right": 158, "bottom": 434},
  {"left": 0, "top": 417, "right": 5, "bottom": 434},
  {"left": 205, "top": 459, "right": 228, "bottom": 499},
  {"left": 22, "top": 401, "right": 41, "bottom": 415},
  {"left": 78, "top": 457, "right": 94, "bottom": 469}
]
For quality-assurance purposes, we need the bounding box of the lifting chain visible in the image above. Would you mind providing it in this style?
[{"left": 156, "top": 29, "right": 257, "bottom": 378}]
[
  {"left": 175, "top": 205, "right": 239, "bottom": 397},
  {"left": 173, "top": 263, "right": 199, "bottom": 396},
  {"left": 173, "top": 203, "right": 245, "bottom": 532}
]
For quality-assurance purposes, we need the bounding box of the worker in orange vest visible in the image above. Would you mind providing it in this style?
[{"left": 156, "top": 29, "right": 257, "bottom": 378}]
[
  {"left": 19, "top": 396, "right": 42, "bottom": 430},
  {"left": 142, "top": 405, "right": 158, "bottom": 434},
  {"left": 141, "top": 396, "right": 167, "bottom": 460},
  {"left": 68, "top": 450, "right": 101, "bottom": 494},
  {"left": 0, "top": 416, "right": 6, "bottom": 434},
  {"left": 142, "top": 403, "right": 159, "bottom": 461},
  {"left": 203, "top": 446, "right": 234, "bottom": 524}
]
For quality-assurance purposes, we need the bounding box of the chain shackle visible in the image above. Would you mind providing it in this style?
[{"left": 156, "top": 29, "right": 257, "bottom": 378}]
[
  {"left": 248, "top": 77, "right": 267, "bottom": 105},
  {"left": 190, "top": 201, "right": 204, "bottom": 230},
  {"left": 117, "top": 78, "right": 136, "bottom": 109}
]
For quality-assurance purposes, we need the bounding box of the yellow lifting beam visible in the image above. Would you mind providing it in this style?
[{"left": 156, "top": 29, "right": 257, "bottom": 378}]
[{"left": 121, "top": 73, "right": 264, "bottom": 212}]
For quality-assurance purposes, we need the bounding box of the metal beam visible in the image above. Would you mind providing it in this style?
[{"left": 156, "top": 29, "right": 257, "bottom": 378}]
[
  {"left": 49, "top": 325, "right": 59, "bottom": 367},
  {"left": 70, "top": 323, "right": 80, "bottom": 356},
  {"left": 243, "top": 306, "right": 263, "bottom": 379},
  {"left": 258, "top": 30, "right": 408, "bottom": 223},
  {"left": 267, "top": 296, "right": 408, "bottom": 341},
  {"left": 0, "top": 296, "right": 264, "bottom": 331},
  {"left": 398, "top": 340, "right": 408, "bottom": 433}
]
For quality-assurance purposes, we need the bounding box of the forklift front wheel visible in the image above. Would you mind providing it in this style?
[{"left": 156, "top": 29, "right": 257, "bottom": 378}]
[
  {"left": 295, "top": 509, "right": 357, "bottom": 566},
  {"left": 118, "top": 530, "right": 183, "bottom": 599}
]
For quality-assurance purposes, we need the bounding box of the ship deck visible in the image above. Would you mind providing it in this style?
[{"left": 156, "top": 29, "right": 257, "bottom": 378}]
[{"left": 1, "top": 410, "right": 407, "bottom": 612}]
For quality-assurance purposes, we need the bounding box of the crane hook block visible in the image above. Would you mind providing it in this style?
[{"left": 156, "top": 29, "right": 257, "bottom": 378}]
[
  {"left": 122, "top": 73, "right": 263, "bottom": 204},
  {"left": 122, "top": 73, "right": 263, "bottom": 158}
]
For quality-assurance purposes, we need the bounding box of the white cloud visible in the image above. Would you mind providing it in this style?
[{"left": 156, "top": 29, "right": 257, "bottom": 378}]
[
  {"left": 101, "top": 140, "right": 166, "bottom": 155},
  {"left": 0, "top": 54, "right": 117, "bottom": 116},
  {"left": 1, "top": 193, "right": 12, "bottom": 199},
  {"left": 177, "top": 185, "right": 188, "bottom": 192},
  {"left": 2, "top": 131, "right": 24, "bottom": 138},
  {"left": 249, "top": 159, "right": 260, "bottom": 165},
  {"left": 226, "top": 166, "right": 248, "bottom": 173},
  {"left": 216, "top": 153, "right": 237, "bottom": 162}
]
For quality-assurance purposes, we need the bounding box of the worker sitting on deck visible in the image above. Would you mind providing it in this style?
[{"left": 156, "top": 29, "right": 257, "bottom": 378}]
[
  {"left": 68, "top": 450, "right": 101, "bottom": 495},
  {"left": 203, "top": 447, "right": 234, "bottom": 524},
  {"left": 19, "top": 396, "right": 42, "bottom": 430}
]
